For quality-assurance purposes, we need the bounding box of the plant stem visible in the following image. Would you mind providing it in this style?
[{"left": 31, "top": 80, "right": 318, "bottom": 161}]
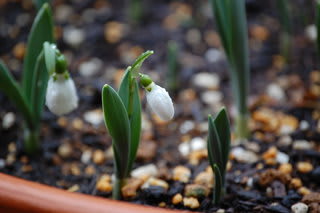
[
  {"left": 112, "top": 177, "right": 126, "bottom": 200},
  {"left": 127, "top": 77, "right": 135, "bottom": 118},
  {"left": 24, "top": 127, "right": 40, "bottom": 155},
  {"left": 235, "top": 113, "right": 249, "bottom": 140}
]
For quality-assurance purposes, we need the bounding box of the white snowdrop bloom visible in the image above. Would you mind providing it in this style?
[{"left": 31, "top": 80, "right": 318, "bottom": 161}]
[
  {"left": 145, "top": 82, "right": 174, "bottom": 121},
  {"left": 46, "top": 74, "right": 78, "bottom": 116}
]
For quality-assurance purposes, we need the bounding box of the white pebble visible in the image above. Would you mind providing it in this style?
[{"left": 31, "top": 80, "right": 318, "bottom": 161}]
[
  {"left": 276, "top": 151, "right": 289, "bottom": 164},
  {"left": 179, "top": 120, "right": 195, "bottom": 134},
  {"left": 205, "top": 48, "right": 225, "bottom": 63},
  {"left": 83, "top": 109, "right": 104, "bottom": 126},
  {"left": 299, "top": 120, "right": 309, "bottom": 131},
  {"left": 2, "top": 112, "right": 15, "bottom": 129},
  {"left": 201, "top": 90, "right": 223, "bottom": 105},
  {"left": 63, "top": 27, "right": 85, "bottom": 47},
  {"left": 193, "top": 72, "right": 220, "bottom": 89},
  {"left": 79, "top": 58, "right": 103, "bottom": 77},
  {"left": 81, "top": 150, "right": 92, "bottom": 164},
  {"left": 291, "top": 202, "right": 308, "bottom": 213},
  {"left": 179, "top": 142, "right": 191, "bottom": 157},
  {"left": 55, "top": 5, "right": 73, "bottom": 22},
  {"left": 0, "top": 159, "right": 5, "bottom": 169},
  {"left": 266, "top": 83, "right": 285, "bottom": 101},
  {"left": 278, "top": 135, "right": 292, "bottom": 146},
  {"left": 305, "top": 24, "right": 317, "bottom": 41},
  {"left": 293, "top": 140, "right": 313, "bottom": 150},
  {"left": 131, "top": 164, "right": 158, "bottom": 178},
  {"left": 190, "top": 137, "right": 206, "bottom": 151},
  {"left": 231, "top": 147, "right": 259, "bottom": 163}
]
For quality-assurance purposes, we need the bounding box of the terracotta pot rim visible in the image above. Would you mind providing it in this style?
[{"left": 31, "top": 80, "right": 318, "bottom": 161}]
[{"left": 0, "top": 173, "right": 193, "bottom": 213}]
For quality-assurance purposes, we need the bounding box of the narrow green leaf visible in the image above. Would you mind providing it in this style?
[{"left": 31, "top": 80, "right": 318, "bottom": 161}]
[
  {"left": 207, "top": 115, "right": 223, "bottom": 168},
  {"left": 276, "top": 0, "right": 292, "bottom": 34},
  {"left": 30, "top": 52, "right": 48, "bottom": 128},
  {"left": 102, "top": 85, "right": 130, "bottom": 178},
  {"left": 0, "top": 61, "right": 34, "bottom": 128},
  {"left": 166, "top": 40, "right": 179, "bottom": 92},
  {"left": 213, "top": 164, "right": 222, "bottom": 204},
  {"left": 43, "top": 42, "right": 56, "bottom": 75},
  {"left": 33, "top": 0, "right": 51, "bottom": 10},
  {"left": 118, "top": 69, "right": 141, "bottom": 176},
  {"left": 22, "top": 3, "right": 54, "bottom": 101},
  {"left": 130, "top": 50, "right": 154, "bottom": 77},
  {"left": 213, "top": 108, "right": 231, "bottom": 171}
]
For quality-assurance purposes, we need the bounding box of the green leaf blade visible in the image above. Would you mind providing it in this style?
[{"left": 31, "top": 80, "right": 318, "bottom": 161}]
[
  {"left": 213, "top": 108, "right": 231, "bottom": 171},
  {"left": 118, "top": 69, "right": 142, "bottom": 176},
  {"left": 102, "top": 85, "right": 131, "bottom": 178},
  {"left": 213, "top": 164, "right": 222, "bottom": 204},
  {"left": 207, "top": 115, "right": 223, "bottom": 169},
  {"left": 130, "top": 50, "right": 154, "bottom": 76},
  {"left": 0, "top": 61, "right": 34, "bottom": 128},
  {"left": 22, "top": 3, "right": 54, "bottom": 101}
]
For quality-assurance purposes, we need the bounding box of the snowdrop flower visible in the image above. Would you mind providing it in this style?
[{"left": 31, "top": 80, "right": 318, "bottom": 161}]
[
  {"left": 140, "top": 74, "right": 174, "bottom": 121},
  {"left": 46, "top": 74, "right": 78, "bottom": 116}
]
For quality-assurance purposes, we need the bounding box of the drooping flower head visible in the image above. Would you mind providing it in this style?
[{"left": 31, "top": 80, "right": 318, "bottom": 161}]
[
  {"left": 140, "top": 74, "right": 174, "bottom": 121},
  {"left": 45, "top": 49, "right": 78, "bottom": 116}
]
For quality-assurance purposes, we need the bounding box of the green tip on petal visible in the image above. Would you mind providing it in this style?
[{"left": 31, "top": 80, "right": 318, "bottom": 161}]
[{"left": 139, "top": 73, "right": 153, "bottom": 88}]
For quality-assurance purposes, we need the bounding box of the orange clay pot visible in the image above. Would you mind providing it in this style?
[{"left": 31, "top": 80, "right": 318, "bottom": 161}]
[{"left": 0, "top": 173, "right": 192, "bottom": 213}]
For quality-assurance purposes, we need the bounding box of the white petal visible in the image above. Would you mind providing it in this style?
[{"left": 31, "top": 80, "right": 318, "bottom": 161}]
[
  {"left": 146, "top": 84, "right": 174, "bottom": 121},
  {"left": 45, "top": 74, "right": 78, "bottom": 116}
]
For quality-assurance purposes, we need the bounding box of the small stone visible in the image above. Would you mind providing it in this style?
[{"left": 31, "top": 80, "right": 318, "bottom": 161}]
[
  {"left": 297, "top": 162, "right": 313, "bottom": 173},
  {"left": 231, "top": 147, "right": 259, "bottom": 163},
  {"left": 58, "top": 143, "right": 72, "bottom": 158},
  {"left": 299, "top": 120, "right": 309, "bottom": 131},
  {"left": 93, "top": 149, "right": 106, "bottom": 165},
  {"left": 259, "top": 169, "right": 291, "bottom": 186},
  {"left": 57, "top": 117, "right": 68, "bottom": 127},
  {"left": 302, "top": 192, "right": 320, "bottom": 204},
  {"left": 278, "top": 135, "right": 292, "bottom": 146},
  {"left": 8, "top": 142, "right": 16, "bottom": 153},
  {"left": 0, "top": 159, "right": 5, "bottom": 169},
  {"left": 13, "top": 43, "right": 26, "bottom": 60},
  {"left": 158, "top": 202, "right": 166, "bottom": 207},
  {"left": 63, "top": 27, "right": 85, "bottom": 47},
  {"left": 79, "top": 58, "right": 103, "bottom": 77},
  {"left": 276, "top": 152, "right": 289, "bottom": 164},
  {"left": 183, "top": 197, "right": 200, "bottom": 209},
  {"left": 122, "top": 178, "right": 144, "bottom": 198},
  {"left": 2, "top": 112, "right": 15, "bottom": 129},
  {"left": 55, "top": 5, "right": 73, "bottom": 22},
  {"left": 305, "top": 24, "right": 317, "bottom": 41},
  {"left": 267, "top": 83, "right": 285, "bottom": 101},
  {"left": 192, "top": 72, "right": 220, "bottom": 90},
  {"left": 204, "top": 48, "right": 225, "bottom": 63},
  {"left": 216, "top": 209, "right": 225, "bottom": 213},
  {"left": 172, "top": 166, "right": 191, "bottom": 183},
  {"left": 131, "top": 164, "right": 158, "bottom": 179},
  {"left": 178, "top": 137, "right": 206, "bottom": 157},
  {"left": 311, "top": 166, "right": 320, "bottom": 183},
  {"left": 189, "top": 150, "right": 207, "bottom": 165},
  {"left": 83, "top": 109, "right": 104, "bottom": 126},
  {"left": 291, "top": 202, "right": 308, "bottom": 213},
  {"left": 70, "top": 164, "right": 81, "bottom": 176},
  {"left": 142, "top": 177, "right": 169, "bottom": 190},
  {"left": 67, "top": 184, "right": 80, "bottom": 192},
  {"left": 104, "top": 21, "right": 125, "bottom": 43},
  {"left": 96, "top": 174, "right": 112, "bottom": 193},
  {"left": 184, "top": 184, "right": 209, "bottom": 198},
  {"left": 72, "top": 118, "right": 84, "bottom": 130},
  {"left": 293, "top": 140, "right": 313, "bottom": 150},
  {"left": 172, "top": 193, "right": 183, "bottom": 205},
  {"left": 81, "top": 150, "right": 92, "bottom": 164},
  {"left": 272, "top": 180, "right": 286, "bottom": 198},
  {"left": 136, "top": 141, "right": 157, "bottom": 161},
  {"left": 278, "top": 163, "right": 293, "bottom": 174},
  {"left": 194, "top": 171, "right": 214, "bottom": 188},
  {"left": 186, "top": 28, "right": 201, "bottom": 45},
  {"left": 262, "top": 146, "right": 278, "bottom": 160},
  {"left": 21, "top": 165, "right": 33, "bottom": 173},
  {"left": 298, "top": 187, "right": 311, "bottom": 196},
  {"left": 84, "top": 165, "right": 96, "bottom": 176},
  {"left": 179, "top": 120, "right": 195, "bottom": 134},
  {"left": 201, "top": 90, "right": 223, "bottom": 106}
]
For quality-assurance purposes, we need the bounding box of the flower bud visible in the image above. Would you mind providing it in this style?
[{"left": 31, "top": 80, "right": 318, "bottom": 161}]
[
  {"left": 145, "top": 83, "right": 174, "bottom": 121},
  {"left": 45, "top": 74, "right": 78, "bottom": 116}
]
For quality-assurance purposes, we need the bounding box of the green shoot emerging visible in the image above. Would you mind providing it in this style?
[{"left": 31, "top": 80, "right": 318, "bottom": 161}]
[
  {"left": 207, "top": 108, "right": 231, "bottom": 204},
  {"left": 209, "top": 0, "right": 250, "bottom": 139},
  {"left": 166, "top": 40, "right": 179, "bottom": 93}
]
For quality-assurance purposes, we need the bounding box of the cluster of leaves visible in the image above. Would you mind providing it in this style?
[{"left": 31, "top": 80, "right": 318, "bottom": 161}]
[
  {"left": 0, "top": 4, "right": 54, "bottom": 153},
  {"left": 102, "top": 51, "right": 153, "bottom": 198},
  {"left": 207, "top": 108, "right": 231, "bottom": 204}
]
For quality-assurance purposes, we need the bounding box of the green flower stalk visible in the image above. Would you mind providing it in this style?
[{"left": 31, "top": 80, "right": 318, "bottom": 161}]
[
  {"left": 207, "top": 108, "right": 231, "bottom": 204},
  {"left": 102, "top": 51, "right": 174, "bottom": 200},
  {"left": 209, "top": 0, "right": 250, "bottom": 139},
  {"left": 0, "top": 4, "right": 77, "bottom": 155}
]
